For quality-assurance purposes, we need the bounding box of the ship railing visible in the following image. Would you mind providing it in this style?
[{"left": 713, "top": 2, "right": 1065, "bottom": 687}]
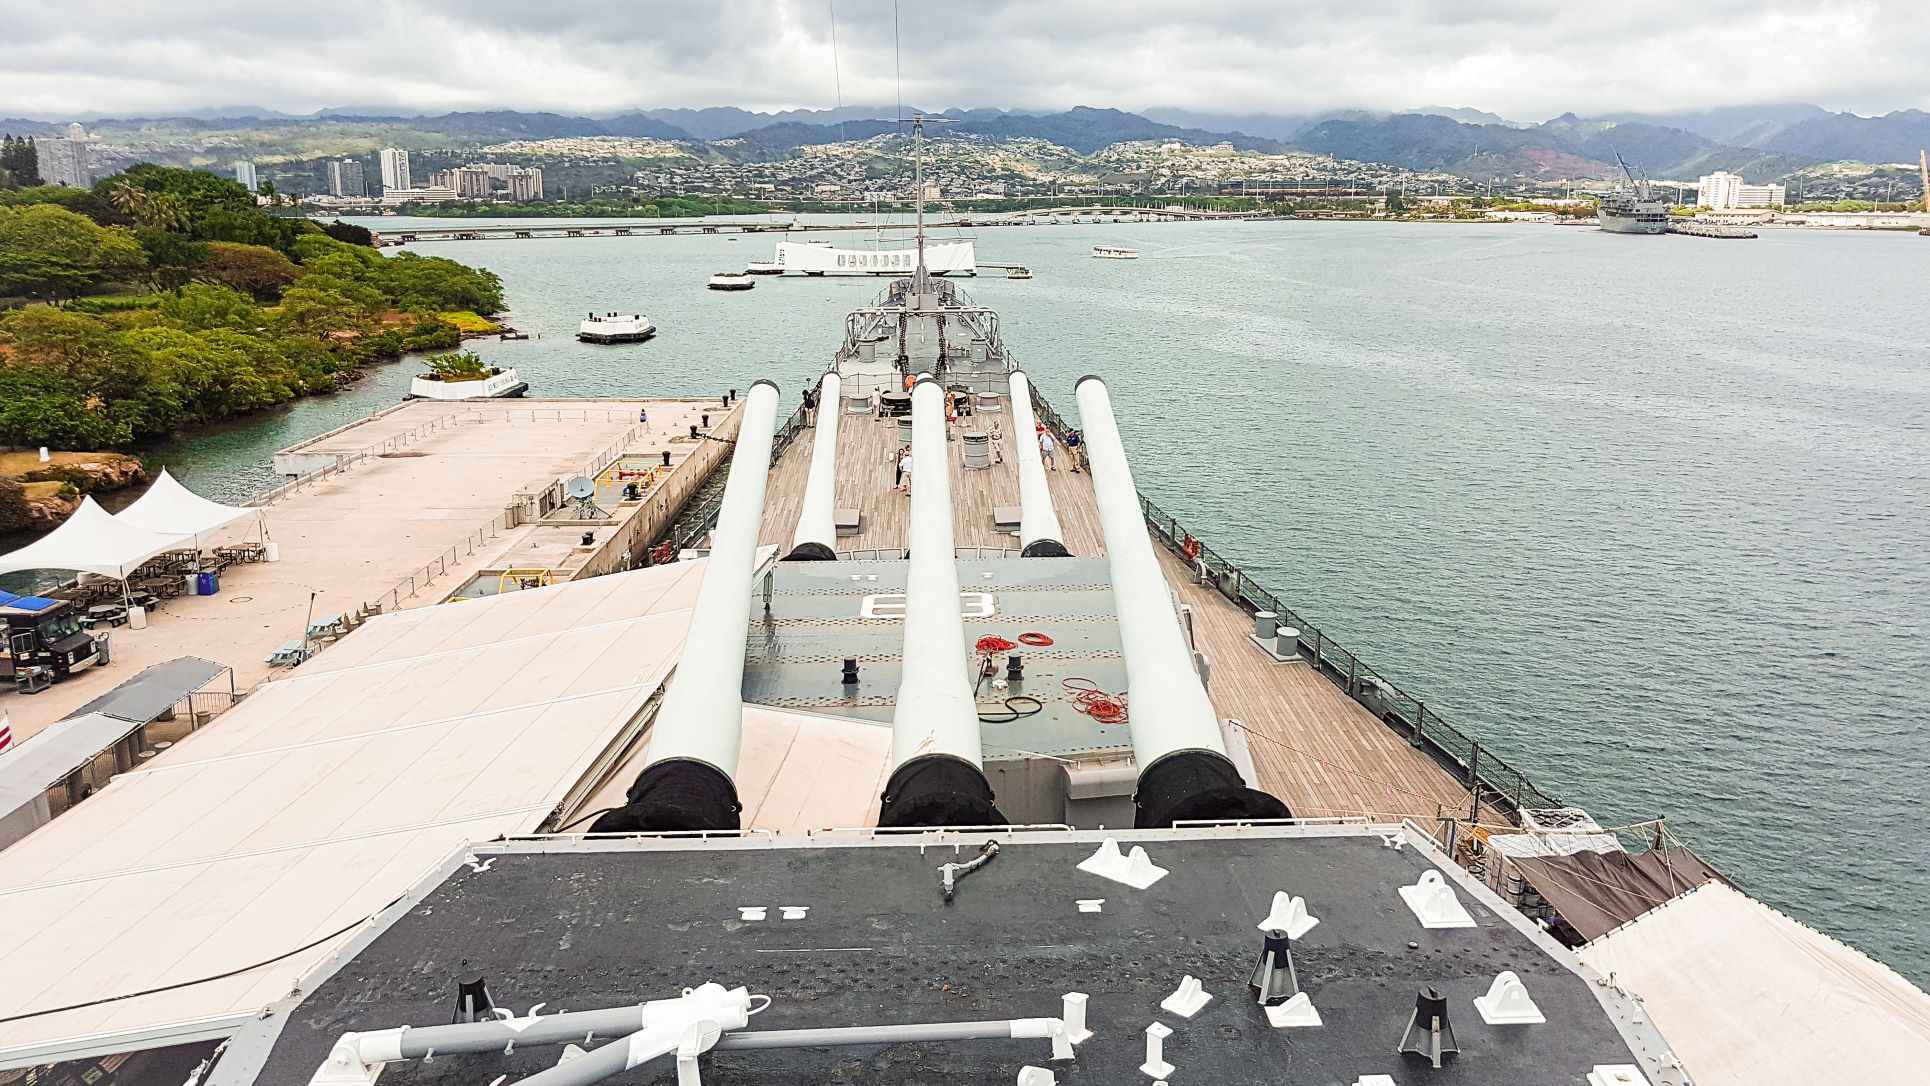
[
  {"left": 654, "top": 399, "right": 810, "bottom": 556},
  {"left": 1135, "top": 490, "right": 1561, "bottom": 821}
]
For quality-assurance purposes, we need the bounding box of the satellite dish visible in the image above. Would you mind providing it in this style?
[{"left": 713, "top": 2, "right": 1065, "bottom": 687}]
[{"left": 565, "top": 476, "right": 596, "bottom": 501}]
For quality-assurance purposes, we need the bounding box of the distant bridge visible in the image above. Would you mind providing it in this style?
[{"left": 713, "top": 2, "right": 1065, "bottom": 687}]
[
  {"left": 373, "top": 206, "right": 1271, "bottom": 246},
  {"left": 965, "top": 205, "right": 1270, "bottom": 224}
]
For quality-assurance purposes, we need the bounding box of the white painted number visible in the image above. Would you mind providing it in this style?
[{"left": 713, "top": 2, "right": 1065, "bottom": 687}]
[{"left": 860, "top": 592, "right": 996, "bottom": 619}]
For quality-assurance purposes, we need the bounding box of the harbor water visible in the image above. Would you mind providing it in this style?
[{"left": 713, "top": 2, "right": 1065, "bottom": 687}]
[{"left": 118, "top": 217, "right": 1930, "bottom": 982}]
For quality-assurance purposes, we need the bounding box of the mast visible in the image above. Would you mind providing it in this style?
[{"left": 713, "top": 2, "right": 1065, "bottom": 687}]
[{"left": 912, "top": 112, "right": 928, "bottom": 295}]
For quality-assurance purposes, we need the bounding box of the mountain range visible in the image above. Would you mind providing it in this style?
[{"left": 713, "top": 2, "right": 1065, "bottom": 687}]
[{"left": 4, "top": 102, "right": 1925, "bottom": 183}]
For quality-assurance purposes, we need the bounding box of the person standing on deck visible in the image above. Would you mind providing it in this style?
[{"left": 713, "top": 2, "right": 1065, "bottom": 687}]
[
  {"left": 1039, "top": 426, "right": 1058, "bottom": 470},
  {"left": 898, "top": 448, "right": 913, "bottom": 494},
  {"left": 989, "top": 421, "right": 1005, "bottom": 464}
]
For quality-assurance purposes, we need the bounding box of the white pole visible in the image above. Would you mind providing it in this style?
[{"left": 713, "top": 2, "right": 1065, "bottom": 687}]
[
  {"left": 1008, "top": 371, "right": 1068, "bottom": 557},
  {"left": 1075, "top": 376, "right": 1227, "bottom": 769},
  {"left": 890, "top": 375, "right": 982, "bottom": 769},
  {"left": 787, "top": 371, "right": 842, "bottom": 559},
  {"left": 641, "top": 380, "right": 780, "bottom": 778}
]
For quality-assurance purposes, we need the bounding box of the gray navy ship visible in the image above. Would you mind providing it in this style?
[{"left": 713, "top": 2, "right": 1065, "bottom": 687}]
[
  {"left": 1596, "top": 153, "right": 1669, "bottom": 234},
  {"left": 2, "top": 119, "right": 1927, "bottom": 1086}
]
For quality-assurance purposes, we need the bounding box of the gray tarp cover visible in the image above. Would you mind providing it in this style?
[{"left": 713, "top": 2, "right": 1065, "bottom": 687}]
[
  {"left": 1510, "top": 846, "right": 1728, "bottom": 940},
  {"left": 0, "top": 657, "right": 227, "bottom": 812},
  {"left": 68, "top": 655, "right": 226, "bottom": 723}
]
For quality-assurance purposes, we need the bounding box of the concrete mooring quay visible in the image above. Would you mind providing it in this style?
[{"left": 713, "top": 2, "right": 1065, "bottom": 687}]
[{"left": 7, "top": 396, "right": 746, "bottom": 743}]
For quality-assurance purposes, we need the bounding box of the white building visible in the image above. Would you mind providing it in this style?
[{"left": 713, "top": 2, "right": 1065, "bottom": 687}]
[
  {"left": 232, "top": 160, "right": 257, "bottom": 191},
  {"left": 34, "top": 124, "right": 90, "bottom": 188},
  {"left": 504, "top": 166, "right": 543, "bottom": 202},
  {"left": 1697, "top": 171, "right": 1786, "bottom": 209},
  {"left": 379, "top": 147, "right": 411, "bottom": 192},
  {"left": 450, "top": 165, "right": 490, "bottom": 198},
  {"left": 378, "top": 184, "right": 459, "bottom": 206},
  {"left": 327, "top": 158, "right": 366, "bottom": 197}
]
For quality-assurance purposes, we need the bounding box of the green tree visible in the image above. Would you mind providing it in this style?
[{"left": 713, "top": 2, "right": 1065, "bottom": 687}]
[
  {"left": 0, "top": 135, "right": 42, "bottom": 188},
  {"left": 0, "top": 204, "right": 146, "bottom": 302},
  {"left": 134, "top": 228, "right": 208, "bottom": 293},
  {"left": 197, "top": 241, "right": 300, "bottom": 300},
  {"left": 159, "top": 283, "right": 260, "bottom": 331},
  {"left": 0, "top": 367, "right": 128, "bottom": 448},
  {"left": 272, "top": 282, "right": 371, "bottom": 337},
  {"left": 0, "top": 303, "right": 121, "bottom": 376}
]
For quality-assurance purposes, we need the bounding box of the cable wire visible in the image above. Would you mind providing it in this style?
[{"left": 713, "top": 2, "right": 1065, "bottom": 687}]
[{"left": 0, "top": 894, "right": 406, "bottom": 1026}]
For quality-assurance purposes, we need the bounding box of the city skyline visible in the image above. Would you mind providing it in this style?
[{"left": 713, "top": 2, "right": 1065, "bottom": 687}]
[{"left": 4, "top": 1, "right": 1930, "bottom": 121}]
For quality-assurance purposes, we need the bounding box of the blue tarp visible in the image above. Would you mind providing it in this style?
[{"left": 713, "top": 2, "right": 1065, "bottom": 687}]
[{"left": 0, "top": 590, "right": 60, "bottom": 612}]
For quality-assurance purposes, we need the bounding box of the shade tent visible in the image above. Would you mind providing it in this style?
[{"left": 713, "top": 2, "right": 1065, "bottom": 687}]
[
  {"left": 0, "top": 497, "right": 185, "bottom": 581},
  {"left": 116, "top": 469, "right": 261, "bottom": 544}
]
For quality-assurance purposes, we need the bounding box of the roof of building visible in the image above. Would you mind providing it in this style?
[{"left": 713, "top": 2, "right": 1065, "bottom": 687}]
[
  {"left": 66, "top": 656, "right": 227, "bottom": 725},
  {"left": 0, "top": 658, "right": 230, "bottom": 819},
  {"left": 1579, "top": 881, "right": 1930, "bottom": 1086},
  {"left": 0, "top": 559, "right": 710, "bottom": 1065},
  {"left": 220, "top": 824, "right": 1681, "bottom": 1086}
]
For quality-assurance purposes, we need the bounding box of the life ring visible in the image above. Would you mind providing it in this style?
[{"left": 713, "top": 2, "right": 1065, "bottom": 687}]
[{"left": 1180, "top": 535, "right": 1202, "bottom": 562}]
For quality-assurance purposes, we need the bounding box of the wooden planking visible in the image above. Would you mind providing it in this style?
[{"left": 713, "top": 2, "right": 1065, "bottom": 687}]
[
  {"left": 759, "top": 406, "right": 1106, "bottom": 555},
  {"left": 757, "top": 405, "right": 1480, "bottom": 827},
  {"left": 1156, "top": 545, "right": 1486, "bottom": 826}
]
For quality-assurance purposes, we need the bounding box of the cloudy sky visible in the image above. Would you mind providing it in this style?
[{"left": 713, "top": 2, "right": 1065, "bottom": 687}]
[{"left": 4, "top": 0, "right": 1925, "bottom": 121}]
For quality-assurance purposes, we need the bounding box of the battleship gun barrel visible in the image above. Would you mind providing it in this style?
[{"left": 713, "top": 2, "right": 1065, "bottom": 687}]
[
  {"left": 879, "top": 375, "right": 1005, "bottom": 827},
  {"left": 1009, "top": 370, "right": 1070, "bottom": 557},
  {"left": 785, "top": 371, "right": 841, "bottom": 561},
  {"left": 1074, "top": 375, "right": 1289, "bottom": 827},
  {"left": 591, "top": 381, "right": 780, "bottom": 833}
]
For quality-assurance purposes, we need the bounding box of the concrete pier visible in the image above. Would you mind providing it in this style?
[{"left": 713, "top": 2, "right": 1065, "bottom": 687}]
[{"left": 7, "top": 397, "right": 739, "bottom": 742}]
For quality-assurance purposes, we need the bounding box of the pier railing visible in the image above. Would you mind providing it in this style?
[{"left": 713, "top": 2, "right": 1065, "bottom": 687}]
[{"left": 1136, "top": 493, "right": 1561, "bottom": 818}]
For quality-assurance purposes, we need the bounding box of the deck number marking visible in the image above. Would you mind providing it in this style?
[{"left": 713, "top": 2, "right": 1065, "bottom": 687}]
[{"left": 860, "top": 592, "right": 996, "bottom": 619}]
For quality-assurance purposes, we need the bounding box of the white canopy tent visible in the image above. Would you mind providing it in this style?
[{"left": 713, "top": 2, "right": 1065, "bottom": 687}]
[
  {"left": 0, "top": 497, "right": 186, "bottom": 582},
  {"left": 116, "top": 469, "right": 261, "bottom": 545}
]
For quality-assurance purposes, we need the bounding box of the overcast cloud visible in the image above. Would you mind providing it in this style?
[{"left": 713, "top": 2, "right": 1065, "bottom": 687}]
[{"left": 3, "top": 0, "right": 1925, "bottom": 121}]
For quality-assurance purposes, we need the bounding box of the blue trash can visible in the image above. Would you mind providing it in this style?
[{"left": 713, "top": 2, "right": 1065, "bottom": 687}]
[{"left": 196, "top": 571, "right": 219, "bottom": 596}]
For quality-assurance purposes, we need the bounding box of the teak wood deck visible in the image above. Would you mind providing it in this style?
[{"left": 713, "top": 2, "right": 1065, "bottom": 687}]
[{"left": 757, "top": 407, "right": 1482, "bottom": 828}]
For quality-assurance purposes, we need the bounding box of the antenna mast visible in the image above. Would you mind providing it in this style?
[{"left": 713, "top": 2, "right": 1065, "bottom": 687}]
[{"left": 913, "top": 112, "right": 928, "bottom": 295}]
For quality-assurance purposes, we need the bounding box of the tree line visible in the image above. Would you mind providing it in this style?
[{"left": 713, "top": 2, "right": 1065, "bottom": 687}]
[
  {"left": 0, "top": 135, "right": 41, "bottom": 187},
  {"left": 0, "top": 165, "right": 504, "bottom": 450}
]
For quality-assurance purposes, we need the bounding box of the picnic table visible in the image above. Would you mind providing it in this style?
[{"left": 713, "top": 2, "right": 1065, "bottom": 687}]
[
  {"left": 266, "top": 640, "right": 313, "bottom": 667},
  {"left": 83, "top": 604, "right": 129, "bottom": 629}
]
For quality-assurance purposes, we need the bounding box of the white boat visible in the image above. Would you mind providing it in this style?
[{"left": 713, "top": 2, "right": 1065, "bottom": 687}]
[
  {"left": 744, "top": 261, "right": 785, "bottom": 275},
  {"left": 1092, "top": 245, "right": 1140, "bottom": 259},
  {"left": 1007, "top": 265, "right": 1033, "bottom": 279},
  {"left": 576, "top": 312, "right": 655, "bottom": 343},
  {"left": 708, "top": 272, "right": 755, "bottom": 291},
  {"left": 767, "top": 238, "right": 976, "bottom": 276},
  {"left": 405, "top": 366, "right": 527, "bottom": 401}
]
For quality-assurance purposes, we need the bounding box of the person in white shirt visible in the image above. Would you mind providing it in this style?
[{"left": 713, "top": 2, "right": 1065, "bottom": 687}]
[
  {"left": 898, "top": 450, "right": 913, "bottom": 493},
  {"left": 1038, "top": 428, "right": 1058, "bottom": 470}
]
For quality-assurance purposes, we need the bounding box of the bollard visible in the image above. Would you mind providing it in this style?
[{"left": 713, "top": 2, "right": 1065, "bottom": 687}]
[
  {"left": 1254, "top": 611, "right": 1277, "bottom": 641},
  {"left": 662, "top": 450, "right": 672, "bottom": 467},
  {"left": 702, "top": 413, "right": 710, "bottom": 428}
]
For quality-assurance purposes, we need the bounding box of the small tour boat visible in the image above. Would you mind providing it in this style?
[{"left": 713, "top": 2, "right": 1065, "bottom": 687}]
[
  {"left": 577, "top": 312, "right": 655, "bottom": 343},
  {"left": 1091, "top": 245, "right": 1140, "bottom": 259},
  {"left": 708, "top": 272, "right": 755, "bottom": 291},
  {"left": 1007, "top": 266, "right": 1033, "bottom": 279}
]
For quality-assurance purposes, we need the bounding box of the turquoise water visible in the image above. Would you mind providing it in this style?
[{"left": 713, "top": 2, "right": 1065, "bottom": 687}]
[{"left": 83, "top": 218, "right": 1930, "bottom": 981}]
